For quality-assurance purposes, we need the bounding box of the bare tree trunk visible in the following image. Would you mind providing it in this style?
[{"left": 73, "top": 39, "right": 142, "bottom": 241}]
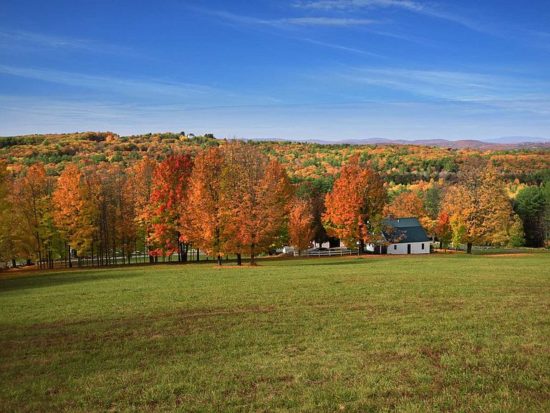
[
  {"left": 217, "top": 254, "right": 222, "bottom": 266},
  {"left": 237, "top": 253, "right": 242, "bottom": 266},
  {"left": 467, "top": 242, "right": 473, "bottom": 254},
  {"left": 182, "top": 243, "right": 188, "bottom": 263},
  {"left": 113, "top": 239, "right": 117, "bottom": 265}
]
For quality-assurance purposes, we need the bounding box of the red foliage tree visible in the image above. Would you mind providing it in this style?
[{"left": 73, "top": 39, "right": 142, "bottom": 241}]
[{"left": 148, "top": 154, "right": 193, "bottom": 261}]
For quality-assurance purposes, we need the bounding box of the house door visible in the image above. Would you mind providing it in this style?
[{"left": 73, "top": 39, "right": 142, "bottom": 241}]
[{"left": 407, "top": 244, "right": 411, "bottom": 254}]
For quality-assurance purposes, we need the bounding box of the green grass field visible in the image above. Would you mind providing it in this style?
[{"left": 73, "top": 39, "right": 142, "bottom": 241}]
[{"left": 1, "top": 254, "right": 549, "bottom": 412}]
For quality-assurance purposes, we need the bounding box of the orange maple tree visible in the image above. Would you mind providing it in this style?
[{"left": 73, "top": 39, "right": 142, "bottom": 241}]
[
  {"left": 185, "top": 147, "right": 226, "bottom": 265},
  {"left": 220, "top": 142, "right": 292, "bottom": 265},
  {"left": 385, "top": 191, "right": 426, "bottom": 219},
  {"left": 323, "top": 156, "right": 387, "bottom": 251},
  {"left": 385, "top": 190, "right": 435, "bottom": 234},
  {"left": 129, "top": 157, "right": 157, "bottom": 260},
  {"left": 289, "top": 198, "right": 314, "bottom": 255},
  {"left": 53, "top": 164, "right": 89, "bottom": 265},
  {"left": 434, "top": 211, "right": 452, "bottom": 251}
]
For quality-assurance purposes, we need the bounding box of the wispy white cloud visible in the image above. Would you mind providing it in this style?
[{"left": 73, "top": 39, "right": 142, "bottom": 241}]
[
  {"left": 0, "top": 64, "right": 244, "bottom": 103},
  {"left": 294, "top": 0, "right": 424, "bottom": 12},
  {"left": 294, "top": 0, "right": 489, "bottom": 33},
  {"left": 192, "top": 9, "right": 383, "bottom": 57},
  {"left": 280, "top": 17, "right": 377, "bottom": 26},
  {"left": 0, "top": 29, "right": 133, "bottom": 55},
  {"left": 206, "top": 10, "right": 377, "bottom": 28},
  {"left": 0, "top": 64, "right": 291, "bottom": 119},
  {"left": 193, "top": 6, "right": 434, "bottom": 48},
  {"left": 331, "top": 67, "right": 550, "bottom": 114}
]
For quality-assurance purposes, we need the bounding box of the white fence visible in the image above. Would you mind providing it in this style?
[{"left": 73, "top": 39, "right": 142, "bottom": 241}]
[{"left": 295, "top": 248, "right": 357, "bottom": 257}]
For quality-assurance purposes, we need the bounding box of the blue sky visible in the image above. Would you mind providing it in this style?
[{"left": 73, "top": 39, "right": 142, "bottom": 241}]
[{"left": 0, "top": 0, "right": 549, "bottom": 141}]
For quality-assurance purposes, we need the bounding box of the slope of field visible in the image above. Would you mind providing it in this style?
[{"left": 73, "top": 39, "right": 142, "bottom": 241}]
[{"left": 1, "top": 254, "right": 549, "bottom": 412}]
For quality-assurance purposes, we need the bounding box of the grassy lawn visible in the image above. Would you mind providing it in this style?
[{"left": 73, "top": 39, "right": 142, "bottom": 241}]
[{"left": 1, "top": 254, "right": 549, "bottom": 412}]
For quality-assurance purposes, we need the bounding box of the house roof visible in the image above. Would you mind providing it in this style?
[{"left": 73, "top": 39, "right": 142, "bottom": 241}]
[{"left": 382, "top": 217, "right": 431, "bottom": 244}]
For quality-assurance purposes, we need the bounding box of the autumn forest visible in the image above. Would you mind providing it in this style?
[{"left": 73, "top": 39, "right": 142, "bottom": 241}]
[{"left": 0, "top": 131, "right": 549, "bottom": 269}]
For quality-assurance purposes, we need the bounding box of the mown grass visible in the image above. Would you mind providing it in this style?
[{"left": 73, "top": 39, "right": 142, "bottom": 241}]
[{"left": 1, "top": 254, "right": 549, "bottom": 412}]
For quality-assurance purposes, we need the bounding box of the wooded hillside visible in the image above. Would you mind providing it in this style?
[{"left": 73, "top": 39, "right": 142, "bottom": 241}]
[{"left": 0, "top": 132, "right": 549, "bottom": 268}]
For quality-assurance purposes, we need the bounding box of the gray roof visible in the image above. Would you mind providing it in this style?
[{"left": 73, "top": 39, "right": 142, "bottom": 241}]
[{"left": 382, "top": 217, "right": 430, "bottom": 243}]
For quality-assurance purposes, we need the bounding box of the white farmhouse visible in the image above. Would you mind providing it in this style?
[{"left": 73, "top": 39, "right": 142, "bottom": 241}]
[{"left": 367, "top": 217, "right": 431, "bottom": 254}]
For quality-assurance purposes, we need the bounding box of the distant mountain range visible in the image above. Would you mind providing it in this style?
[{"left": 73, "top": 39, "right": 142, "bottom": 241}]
[{"left": 309, "top": 137, "right": 550, "bottom": 149}]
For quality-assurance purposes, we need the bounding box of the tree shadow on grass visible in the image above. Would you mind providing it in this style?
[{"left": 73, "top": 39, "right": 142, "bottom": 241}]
[{"left": 0, "top": 270, "right": 147, "bottom": 294}]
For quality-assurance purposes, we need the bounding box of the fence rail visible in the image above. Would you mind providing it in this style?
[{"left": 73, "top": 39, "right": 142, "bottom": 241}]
[{"left": 295, "top": 248, "right": 357, "bottom": 257}]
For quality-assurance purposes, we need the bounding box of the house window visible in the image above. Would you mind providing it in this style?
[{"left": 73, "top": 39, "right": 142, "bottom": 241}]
[
  {"left": 422, "top": 243, "right": 425, "bottom": 250},
  {"left": 394, "top": 245, "right": 397, "bottom": 250}
]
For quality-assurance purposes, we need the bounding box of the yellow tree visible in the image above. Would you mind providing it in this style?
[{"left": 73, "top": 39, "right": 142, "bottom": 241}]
[
  {"left": 0, "top": 162, "right": 16, "bottom": 267},
  {"left": 1, "top": 165, "right": 34, "bottom": 267},
  {"left": 13, "top": 164, "right": 56, "bottom": 268},
  {"left": 442, "top": 159, "right": 519, "bottom": 253}
]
